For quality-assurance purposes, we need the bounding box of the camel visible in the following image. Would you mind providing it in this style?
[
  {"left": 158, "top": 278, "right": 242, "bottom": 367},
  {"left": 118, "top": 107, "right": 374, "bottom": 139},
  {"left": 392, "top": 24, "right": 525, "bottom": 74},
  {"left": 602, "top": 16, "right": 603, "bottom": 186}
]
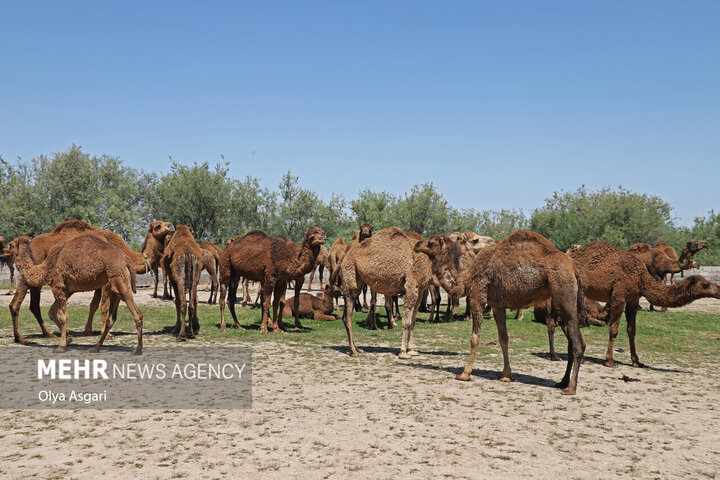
[
  {"left": 163, "top": 225, "right": 203, "bottom": 341},
  {"left": 218, "top": 227, "right": 326, "bottom": 333},
  {"left": 307, "top": 244, "right": 330, "bottom": 291},
  {"left": 414, "top": 231, "right": 586, "bottom": 395},
  {"left": 628, "top": 242, "right": 683, "bottom": 312},
  {"left": 198, "top": 241, "right": 221, "bottom": 304},
  {"left": 655, "top": 240, "right": 710, "bottom": 277},
  {"left": 331, "top": 227, "right": 432, "bottom": 358},
  {"left": 9, "top": 220, "right": 173, "bottom": 343},
  {"left": 8, "top": 235, "right": 144, "bottom": 354},
  {"left": 344, "top": 223, "right": 374, "bottom": 310},
  {"left": 0, "top": 236, "right": 16, "bottom": 295},
  {"left": 569, "top": 241, "right": 720, "bottom": 367},
  {"left": 281, "top": 284, "right": 336, "bottom": 321}
]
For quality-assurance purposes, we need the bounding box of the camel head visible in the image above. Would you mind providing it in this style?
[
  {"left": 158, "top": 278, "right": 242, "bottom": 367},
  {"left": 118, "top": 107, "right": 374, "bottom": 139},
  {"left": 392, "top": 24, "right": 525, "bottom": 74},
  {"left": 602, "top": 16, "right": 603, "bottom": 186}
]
[
  {"left": 414, "top": 234, "right": 452, "bottom": 259},
  {"left": 684, "top": 240, "right": 710, "bottom": 255},
  {"left": 173, "top": 225, "right": 194, "bottom": 240},
  {"left": 463, "top": 232, "right": 496, "bottom": 253},
  {"left": 359, "top": 223, "right": 372, "bottom": 242},
  {"left": 304, "top": 227, "right": 327, "bottom": 248},
  {"left": 678, "top": 276, "right": 720, "bottom": 300},
  {"left": 566, "top": 244, "right": 582, "bottom": 254},
  {"left": 149, "top": 220, "right": 175, "bottom": 239},
  {"left": 7, "top": 236, "right": 36, "bottom": 262}
]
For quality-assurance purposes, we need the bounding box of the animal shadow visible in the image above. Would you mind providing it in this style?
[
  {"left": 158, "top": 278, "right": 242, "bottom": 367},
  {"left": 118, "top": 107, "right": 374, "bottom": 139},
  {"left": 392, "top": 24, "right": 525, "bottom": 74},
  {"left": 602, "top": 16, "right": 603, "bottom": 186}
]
[
  {"left": 406, "top": 362, "right": 559, "bottom": 389},
  {"left": 531, "top": 352, "right": 691, "bottom": 374},
  {"left": 325, "top": 345, "right": 459, "bottom": 356}
]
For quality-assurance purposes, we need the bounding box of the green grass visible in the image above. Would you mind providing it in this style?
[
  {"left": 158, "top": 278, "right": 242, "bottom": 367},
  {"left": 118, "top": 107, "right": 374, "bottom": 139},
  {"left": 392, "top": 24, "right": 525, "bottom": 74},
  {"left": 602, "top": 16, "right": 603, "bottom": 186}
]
[{"left": 1, "top": 294, "right": 719, "bottom": 366}]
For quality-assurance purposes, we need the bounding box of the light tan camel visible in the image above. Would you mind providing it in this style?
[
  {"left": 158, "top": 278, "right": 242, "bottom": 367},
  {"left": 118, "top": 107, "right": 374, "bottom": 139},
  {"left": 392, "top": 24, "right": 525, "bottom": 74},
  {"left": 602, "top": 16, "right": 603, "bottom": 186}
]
[
  {"left": 331, "top": 227, "right": 431, "bottom": 358},
  {"left": 9, "top": 220, "right": 172, "bottom": 343},
  {"left": 570, "top": 241, "right": 720, "bottom": 367},
  {"left": 8, "top": 235, "right": 144, "bottom": 354},
  {"left": 414, "top": 231, "right": 586, "bottom": 395}
]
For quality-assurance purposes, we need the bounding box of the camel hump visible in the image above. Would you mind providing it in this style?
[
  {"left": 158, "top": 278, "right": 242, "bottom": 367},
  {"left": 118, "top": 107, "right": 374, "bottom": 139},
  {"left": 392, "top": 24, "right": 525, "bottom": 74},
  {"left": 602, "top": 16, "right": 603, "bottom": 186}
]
[
  {"left": 245, "top": 230, "right": 270, "bottom": 239},
  {"left": 377, "top": 227, "right": 405, "bottom": 238},
  {"left": 628, "top": 243, "right": 651, "bottom": 253},
  {"left": 655, "top": 241, "right": 669, "bottom": 247},
  {"left": 504, "top": 230, "right": 556, "bottom": 250},
  {"left": 51, "top": 220, "right": 93, "bottom": 234}
]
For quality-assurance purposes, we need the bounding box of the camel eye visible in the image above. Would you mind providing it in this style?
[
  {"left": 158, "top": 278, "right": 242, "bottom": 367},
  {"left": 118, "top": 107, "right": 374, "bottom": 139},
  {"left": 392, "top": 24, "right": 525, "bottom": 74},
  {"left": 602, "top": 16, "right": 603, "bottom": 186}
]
[{"left": 702, "top": 282, "right": 710, "bottom": 289}]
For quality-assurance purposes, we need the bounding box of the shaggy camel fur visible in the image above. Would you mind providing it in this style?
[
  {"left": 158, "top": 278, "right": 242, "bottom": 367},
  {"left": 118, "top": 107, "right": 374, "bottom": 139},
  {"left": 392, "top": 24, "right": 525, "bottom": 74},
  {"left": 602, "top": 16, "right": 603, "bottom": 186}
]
[
  {"left": 281, "top": 284, "right": 336, "bottom": 321},
  {"left": 534, "top": 298, "right": 608, "bottom": 361},
  {"left": 218, "top": 227, "right": 326, "bottom": 332},
  {"left": 163, "top": 225, "right": 203, "bottom": 341},
  {"left": 198, "top": 241, "right": 221, "bottom": 304},
  {"left": 344, "top": 223, "right": 374, "bottom": 310},
  {"left": 0, "top": 236, "right": 16, "bottom": 295},
  {"left": 415, "top": 231, "right": 586, "bottom": 395},
  {"left": 332, "top": 227, "right": 431, "bottom": 358},
  {"left": 570, "top": 241, "right": 720, "bottom": 367},
  {"left": 8, "top": 235, "right": 143, "bottom": 354},
  {"left": 307, "top": 244, "right": 330, "bottom": 291},
  {"left": 9, "top": 220, "right": 172, "bottom": 343}
]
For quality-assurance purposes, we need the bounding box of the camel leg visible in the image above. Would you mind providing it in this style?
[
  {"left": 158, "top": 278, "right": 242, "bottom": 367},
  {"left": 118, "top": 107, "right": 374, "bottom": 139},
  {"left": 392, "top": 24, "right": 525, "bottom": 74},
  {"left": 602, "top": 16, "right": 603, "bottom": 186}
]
[
  {"left": 227, "top": 275, "right": 240, "bottom": 329},
  {"left": 362, "top": 285, "right": 369, "bottom": 310},
  {"left": 177, "top": 282, "right": 188, "bottom": 341},
  {"left": 91, "top": 287, "right": 122, "bottom": 353},
  {"left": 547, "top": 311, "right": 561, "bottom": 361},
  {"left": 318, "top": 264, "right": 325, "bottom": 287},
  {"left": 163, "top": 270, "right": 173, "bottom": 300},
  {"left": 259, "top": 280, "right": 275, "bottom": 334},
  {"left": 152, "top": 267, "right": 159, "bottom": 298},
  {"left": 210, "top": 272, "right": 218, "bottom": 304},
  {"left": 241, "top": 278, "right": 250, "bottom": 306},
  {"left": 514, "top": 309, "right": 524, "bottom": 321},
  {"left": 419, "top": 288, "right": 429, "bottom": 313},
  {"left": 626, "top": 301, "right": 644, "bottom": 368},
  {"left": 456, "top": 295, "right": 485, "bottom": 381},
  {"left": 219, "top": 279, "right": 228, "bottom": 331},
  {"left": 406, "top": 292, "right": 421, "bottom": 356},
  {"left": 384, "top": 295, "right": 396, "bottom": 329},
  {"left": 9, "top": 278, "right": 32, "bottom": 343},
  {"left": 272, "top": 281, "right": 288, "bottom": 332},
  {"left": 51, "top": 289, "right": 70, "bottom": 353},
  {"left": 292, "top": 278, "right": 304, "bottom": 329},
  {"left": 83, "top": 289, "right": 103, "bottom": 336},
  {"left": 398, "top": 282, "right": 419, "bottom": 359},
  {"left": 604, "top": 298, "right": 626, "bottom": 367},
  {"left": 308, "top": 265, "right": 316, "bottom": 291},
  {"left": 493, "top": 308, "right": 512, "bottom": 382},
  {"left": 557, "top": 305, "right": 585, "bottom": 395},
  {"left": 364, "top": 290, "right": 378, "bottom": 330},
  {"left": 341, "top": 290, "right": 363, "bottom": 356},
  {"left": 7, "top": 263, "right": 14, "bottom": 295},
  {"left": 28, "top": 285, "right": 56, "bottom": 338}
]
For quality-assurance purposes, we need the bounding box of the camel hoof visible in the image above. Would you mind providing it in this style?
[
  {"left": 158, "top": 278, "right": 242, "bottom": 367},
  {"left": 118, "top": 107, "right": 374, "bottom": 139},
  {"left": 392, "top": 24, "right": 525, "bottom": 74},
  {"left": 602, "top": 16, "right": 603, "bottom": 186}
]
[
  {"left": 15, "top": 336, "right": 28, "bottom": 344},
  {"left": 499, "top": 376, "right": 512, "bottom": 383},
  {"left": 408, "top": 350, "right": 420, "bottom": 357},
  {"left": 562, "top": 388, "right": 576, "bottom": 395},
  {"left": 604, "top": 360, "right": 616, "bottom": 367},
  {"left": 105, "top": 332, "right": 114, "bottom": 340},
  {"left": 133, "top": 348, "right": 142, "bottom": 356},
  {"left": 219, "top": 325, "right": 227, "bottom": 332},
  {"left": 455, "top": 373, "right": 471, "bottom": 382},
  {"left": 176, "top": 337, "right": 186, "bottom": 342},
  {"left": 88, "top": 346, "right": 100, "bottom": 353},
  {"left": 43, "top": 332, "right": 57, "bottom": 338},
  {"left": 53, "top": 346, "right": 66, "bottom": 353},
  {"left": 632, "top": 362, "right": 646, "bottom": 368},
  {"left": 349, "top": 350, "right": 360, "bottom": 357},
  {"left": 83, "top": 330, "right": 95, "bottom": 337},
  {"left": 234, "top": 325, "right": 245, "bottom": 330},
  {"left": 260, "top": 329, "right": 269, "bottom": 334},
  {"left": 550, "top": 355, "right": 561, "bottom": 362},
  {"left": 397, "top": 352, "right": 412, "bottom": 359}
]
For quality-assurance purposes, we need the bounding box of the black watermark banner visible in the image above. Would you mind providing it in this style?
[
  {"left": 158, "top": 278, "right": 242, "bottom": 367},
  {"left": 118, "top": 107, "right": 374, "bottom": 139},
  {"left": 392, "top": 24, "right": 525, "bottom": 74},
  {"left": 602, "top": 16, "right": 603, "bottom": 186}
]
[{"left": 0, "top": 347, "right": 252, "bottom": 409}]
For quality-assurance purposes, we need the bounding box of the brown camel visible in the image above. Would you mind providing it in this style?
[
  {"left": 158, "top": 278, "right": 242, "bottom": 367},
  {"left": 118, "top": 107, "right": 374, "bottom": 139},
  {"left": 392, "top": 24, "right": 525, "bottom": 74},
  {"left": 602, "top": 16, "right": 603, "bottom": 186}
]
[
  {"left": 569, "top": 241, "right": 720, "bottom": 367},
  {"left": 218, "top": 227, "right": 326, "bottom": 332},
  {"left": 9, "top": 220, "right": 173, "bottom": 343},
  {"left": 307, "top": 244, "right": 330, "bottom": 291},
  {"left": 163, "top": 225, "right": 203, "bottom": 341},
  {"left": 281, "top": 284, "right": 336, "bottom": 321},
  {"left": 332, "top": 227, "right": 431, "bottom": 358},
  {"left": 414, "top": 231, "right": 586, "bottom": 395},
  {"left": 198, "top": 241, "right": 221, "bottom": 304},
  {"left": 0, "top": 236, "right": 16, "bottom": 295},
  {"left": 8, "top": 235, "right": 144, "bottom": 354},
  {"left": 628, "top": 242, "right": 683, "bottom": 312}
]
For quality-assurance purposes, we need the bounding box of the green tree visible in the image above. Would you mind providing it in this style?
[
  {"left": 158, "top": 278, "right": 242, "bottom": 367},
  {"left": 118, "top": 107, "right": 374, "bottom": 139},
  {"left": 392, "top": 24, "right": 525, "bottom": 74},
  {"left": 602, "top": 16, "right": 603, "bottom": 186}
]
[
  {"left": 452, "top": 208, "right": 528, "bottom": 240},
  {"left": 692, "top": 211, "right": 720, "bottom": 264},
  {"left": 530, "top": 186, "right": 678, "bottom": 251},
  {"left": 394, "top": 183, "right": 454, "bottom": 236}
]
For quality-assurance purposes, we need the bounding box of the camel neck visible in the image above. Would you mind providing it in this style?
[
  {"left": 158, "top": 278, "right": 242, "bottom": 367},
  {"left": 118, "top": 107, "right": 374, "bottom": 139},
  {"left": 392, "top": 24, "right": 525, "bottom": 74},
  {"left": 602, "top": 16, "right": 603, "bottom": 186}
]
[{"left": 13, "top": 245, "right": 46, "bottom": 287}]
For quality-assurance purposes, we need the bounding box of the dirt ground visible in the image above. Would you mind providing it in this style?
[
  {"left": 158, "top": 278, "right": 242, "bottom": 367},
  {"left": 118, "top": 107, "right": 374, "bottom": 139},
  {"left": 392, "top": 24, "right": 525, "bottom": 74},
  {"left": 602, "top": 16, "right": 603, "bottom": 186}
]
[{"left": 1, "top": 287, "right": 719, "bottom": 479}]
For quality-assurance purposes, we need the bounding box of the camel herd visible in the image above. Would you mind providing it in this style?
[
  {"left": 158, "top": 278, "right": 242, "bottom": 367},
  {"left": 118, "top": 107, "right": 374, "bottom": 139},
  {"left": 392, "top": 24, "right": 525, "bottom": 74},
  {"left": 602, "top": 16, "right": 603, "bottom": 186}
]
[{"left": 2, "top": 219, "right": 719, "bottom": 395}]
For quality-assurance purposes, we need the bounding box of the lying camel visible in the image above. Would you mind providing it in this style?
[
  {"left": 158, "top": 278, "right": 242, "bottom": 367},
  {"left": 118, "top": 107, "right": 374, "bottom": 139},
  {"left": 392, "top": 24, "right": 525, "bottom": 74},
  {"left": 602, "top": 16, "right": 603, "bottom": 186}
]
[
  {"left": 8, "top": 235, "right": 143, "bottom": 354},
  {"left": 282, "top": 284, "right": 336, "bottom": 321}
]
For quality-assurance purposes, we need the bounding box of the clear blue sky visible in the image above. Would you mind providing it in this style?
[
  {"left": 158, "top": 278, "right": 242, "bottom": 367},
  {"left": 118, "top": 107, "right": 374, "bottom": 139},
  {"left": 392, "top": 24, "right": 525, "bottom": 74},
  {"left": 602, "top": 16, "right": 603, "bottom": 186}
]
[{"left": 2, "top": 1, "right": 718, "bottom": 226}]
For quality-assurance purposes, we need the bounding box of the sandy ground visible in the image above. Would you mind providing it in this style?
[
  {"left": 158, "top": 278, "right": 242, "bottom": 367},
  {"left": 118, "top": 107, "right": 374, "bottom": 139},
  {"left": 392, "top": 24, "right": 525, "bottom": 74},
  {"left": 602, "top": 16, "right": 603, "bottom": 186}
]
[{"left": 1, "top": 286, "right": 719, "bottom": 479}]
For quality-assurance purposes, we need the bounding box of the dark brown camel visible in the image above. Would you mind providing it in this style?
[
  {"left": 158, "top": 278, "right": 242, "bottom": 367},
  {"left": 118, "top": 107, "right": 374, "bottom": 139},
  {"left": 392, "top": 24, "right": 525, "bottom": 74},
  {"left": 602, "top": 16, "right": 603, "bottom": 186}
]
[
  {"left": 8, "top": 235, "right": 144, "bottom": 354},
  {"left": 9, "top": 220, "right": 172, "bottom": 343},
  {"left": 570, "top": 241, "right": 720, "bottom": 367},
  {"left": 163, "top": 225, "right": 203, "bottom": 341},
  {"left": 218, "top": 227, "right": 326, "bottom": 332},
  {"left": 414, "top": 231, "right": 586, "bottom": 395}
]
